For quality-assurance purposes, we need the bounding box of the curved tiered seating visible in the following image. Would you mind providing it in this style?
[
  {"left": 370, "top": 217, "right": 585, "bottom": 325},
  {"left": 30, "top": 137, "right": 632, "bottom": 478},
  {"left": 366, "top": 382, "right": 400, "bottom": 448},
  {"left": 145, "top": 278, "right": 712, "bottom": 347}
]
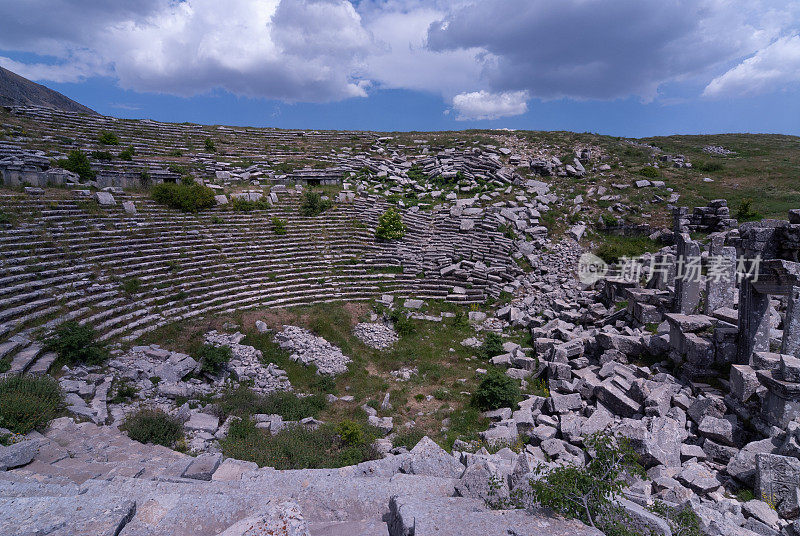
[{"left": 0, "top": 190, "right": 516, "bottom": 372}]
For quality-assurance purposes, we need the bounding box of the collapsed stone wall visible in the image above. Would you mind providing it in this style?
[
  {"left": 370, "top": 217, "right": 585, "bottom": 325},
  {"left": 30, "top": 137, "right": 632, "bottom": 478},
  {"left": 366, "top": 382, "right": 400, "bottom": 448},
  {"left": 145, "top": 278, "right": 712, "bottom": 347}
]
[{"left": 673, "top": 199, "right": 738, "bottom": 234}]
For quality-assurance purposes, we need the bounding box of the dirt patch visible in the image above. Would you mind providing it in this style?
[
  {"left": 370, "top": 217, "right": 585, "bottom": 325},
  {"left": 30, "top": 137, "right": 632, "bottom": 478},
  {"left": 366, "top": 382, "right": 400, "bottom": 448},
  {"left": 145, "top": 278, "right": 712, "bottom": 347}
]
[
  {"left": 135, "top": 314, "right": 234, "bottom": 351},
  {"left": 244, "top": 302, "right": 370, "bottom": 332},
  {"left": 342, "top": 302, "right": 371, "bottom": 325}
]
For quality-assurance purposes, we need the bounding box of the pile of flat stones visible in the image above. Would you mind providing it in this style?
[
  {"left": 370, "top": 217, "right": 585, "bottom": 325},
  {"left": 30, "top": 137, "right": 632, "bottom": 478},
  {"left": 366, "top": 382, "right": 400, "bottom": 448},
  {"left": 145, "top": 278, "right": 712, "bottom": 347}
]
[
  {"left": 106, "top": 345, "right": 205, "bottom": 404},
  {"left": 274, "top": 325, "right": 352, "bottom": 375},
  {"left": 703, "top": 145, "right": 735, "bottom": 156},
  {"left": 353, "top": 322, "right": 399, "bottom": 350},
  {"left": 204, "top": 330, "right": 291, "bottom": 393},
  {"left": 55, "top": 334, "right": 294, "bottom": 432}
]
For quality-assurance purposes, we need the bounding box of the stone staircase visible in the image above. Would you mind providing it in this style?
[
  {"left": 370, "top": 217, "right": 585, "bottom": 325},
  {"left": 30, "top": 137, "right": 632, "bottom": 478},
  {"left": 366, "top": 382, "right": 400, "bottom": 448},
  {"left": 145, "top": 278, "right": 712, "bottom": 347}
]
[{"left": 0, "top": 418, "right": 600, "bottom": 536}]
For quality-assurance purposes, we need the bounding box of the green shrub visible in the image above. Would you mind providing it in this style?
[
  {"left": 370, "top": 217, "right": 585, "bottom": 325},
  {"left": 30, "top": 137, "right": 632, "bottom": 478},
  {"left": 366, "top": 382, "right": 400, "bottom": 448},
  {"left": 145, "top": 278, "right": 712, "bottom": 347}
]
[
  {"left": 215, "top": 386, "right": 327, "bottom": 421},
  {"left": 472, "top": 369, "right": 520, "bottom": 411},
  {"left": 601, "top": 212, "right": 620, "bottom": 227},
  {"left": 393, "top": 427, "right": 425, "bottom": 450},
  {"left": 479, "top": 332, "right": 504, "bottom": 360},
  {"left": 695, "top": 161, "right": 724, "bottom": 172},
  {"left": 56, "top": 150, "right": 95, "bottom": 181},
  {"left": 121, "top": 277, "right": 141, "bottom": 295},
  {"left": 375, "top": 208, "right": 406, "bottom": 240},
  {"left": 595, "top": 234, "right": 662, "bottom": 264},
  {"left": 204, "top": 138, "right": 216, "bottom": 152},
  {"left": 389, "top": 309, "right": 416, "bottom": 337},
  {"left": 299, "top": 190, "right": 333, "bottom": 217},
  {"left": 0, "top": 375, "right": 63, "bottom": 434},
  {"left": 638, "top": 166, "right": 660, "bottom": 178},
  {"left": 524, "top": 433, "right": 646, "bottom": 534},
  {"left": 648, "top": 500, "right": 703, "bottom": 536},
  {"left": 43, "top": 321, "right": 109, "bottom": 366},
  {"left": 272, "top": 217, "right": 287, "bottom": 235},
  {"left": 195, "top": 344, "right": 232, "bottom": 375},
  {"left": 498, "top": 223, "right": 517, "bottom": 240},
  {"left": 0, "top": 210, "right": 11, "bottom": 225},
  {"left": 451, "top": 310, "right": 469, "bottom": 328},
  {"left": 168, "top": 163, "right": 187, "bottom": 175},
  {"left": 98, "top": 131, "right": 120, "bottom": 145},
  {"left": 230, "top": 197, "right": 271, "bottom": 212},
  {"left": 336, "top": 419, "right": 375, "bottom": 447},
  {"left": 118, "top": 145, "right": 135, "bottom": 160},
  {"left": 221, "top": 418, "right": 380, "bottom": 469},
  {"left": 406, "top": 165, "right": 426, "bottom": 182},
  {"left": 152, "top": 182, "right": 216, "bottom": 212},
  {"left": 123, "top": 408, "right": 183, "bottom": 447},
  {"left": 110, "top": 380, "right": 138, "bottom": 404},
  {"left": 91, "top": 150, "right": 113, "bottom": 161},
  {"left": 167, "top": 149, "right": 183, "bottom": 157},
  {"left": 735, "top": 198, "right": 762, "bottom": 222}
]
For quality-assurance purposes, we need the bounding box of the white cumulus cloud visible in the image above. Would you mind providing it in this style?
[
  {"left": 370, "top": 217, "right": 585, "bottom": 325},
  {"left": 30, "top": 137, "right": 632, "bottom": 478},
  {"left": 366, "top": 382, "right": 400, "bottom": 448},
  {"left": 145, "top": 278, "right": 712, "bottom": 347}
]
[
  {"left": 0, "top": 0, "right": 373, "bottom": 102},
  {"left": 0, "top": 0, "right": 799, "bottom": 109},
  {"left": 104, "top": 0, "right": 373, "bottom": 101},
  {"left": 704, "top": 34, "right": 800, "bottom": 97},
  {"left": 451, "top": 90, "right": 528, "bottom": 120}
]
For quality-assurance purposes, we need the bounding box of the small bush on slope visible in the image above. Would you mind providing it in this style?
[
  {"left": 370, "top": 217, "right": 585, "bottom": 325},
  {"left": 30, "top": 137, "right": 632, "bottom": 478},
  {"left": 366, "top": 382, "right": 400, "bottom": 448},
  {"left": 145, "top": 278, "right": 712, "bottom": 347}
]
[
  {"left": 299, "top": 190, "right": 333, "bottom": 217},
  {"left": 375, "top": 208, "right": 406, "bottom": 240},
  {"left": 56, "top": 150, "right": 95, "bottom": 181},
  {"left": 215, "top": 386, "right": 327, "bottom": 421},
  {"left": 123, "top": 408, "right": 183, "bottom": 448},
  {"left": 524, "top": 433, "right": 645, "bottom": 534},
  {"left": 471, "top": 369, "right": 520, "bottom": 411},
  {"left": 0, "top": 375, "right": 63, "bottom": 434},
  {"left": 152, "top": 182, "right": 216, "bottom": 212},
  {"left": 44, "top": 321, "right": 109, "bottom": 366},
  {"left": 221, "top": 418, "right": 380, "bottom": 469},
  {"left": 195, "top": 344, "right": 232, "bottom": 376},
  {"left": 479, "top": 332, "right": 504, "bottom": 360},
  {"left": 272, "top": 217, "right": 287, "bottom": 235},
  {"left": 98, "top": 131, "right": 120, "bottom": 145}
]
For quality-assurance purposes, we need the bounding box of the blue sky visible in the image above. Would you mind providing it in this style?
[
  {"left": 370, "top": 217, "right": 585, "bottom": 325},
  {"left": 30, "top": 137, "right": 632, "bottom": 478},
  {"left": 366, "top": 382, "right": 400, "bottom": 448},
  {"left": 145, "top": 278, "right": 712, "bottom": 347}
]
[{"left": 2, "top": 1, "right": 799, "bottom": 137}]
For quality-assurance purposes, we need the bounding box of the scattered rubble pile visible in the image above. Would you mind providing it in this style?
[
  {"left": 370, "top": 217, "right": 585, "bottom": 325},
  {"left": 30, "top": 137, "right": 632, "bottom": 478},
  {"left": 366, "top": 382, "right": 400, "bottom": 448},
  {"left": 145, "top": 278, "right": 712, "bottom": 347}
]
[
  {"left": 462, "top": 210, "right": 800, "bottom": 536},
  {"left": 274, "top": 325, "right": 352, "bottom": 375},
  {"left": 51, "top": 333, "right": 291, "bottom": 443},
  {"left": 353, "top": 322, "right": 399, "bottom": 349},
  {"left": 703, "top": 145, "right": 736, "bottom": 156},
  {"left": 204, "top": 330, "right": 292, "bottom": 393}
]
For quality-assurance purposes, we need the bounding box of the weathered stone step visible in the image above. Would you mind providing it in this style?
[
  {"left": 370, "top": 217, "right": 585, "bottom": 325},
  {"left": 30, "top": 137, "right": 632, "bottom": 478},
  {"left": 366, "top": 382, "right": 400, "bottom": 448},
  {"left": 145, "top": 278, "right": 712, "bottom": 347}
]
[
  {"left": 0, "top": 494, "right": 137, "bottom": 536},
  {"left": 387, "top": 495, "right": 602, "bottom": 536},
  {"left": 8, "top": 343, "right": 42, "bottom": 374},
  {"left": 28, "top": 351, "right": 57, "bottom": 375},
  {"left": 0, "top": 336, "right": 26, "bottom": 361}
]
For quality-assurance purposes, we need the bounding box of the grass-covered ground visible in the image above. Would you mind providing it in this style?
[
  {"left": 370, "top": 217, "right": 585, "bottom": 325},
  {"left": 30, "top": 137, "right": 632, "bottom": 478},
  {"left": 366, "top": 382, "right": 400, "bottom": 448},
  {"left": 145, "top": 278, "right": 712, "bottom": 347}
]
[{"left": 134, "top": 300, "right": 543, "bottom": 452}]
